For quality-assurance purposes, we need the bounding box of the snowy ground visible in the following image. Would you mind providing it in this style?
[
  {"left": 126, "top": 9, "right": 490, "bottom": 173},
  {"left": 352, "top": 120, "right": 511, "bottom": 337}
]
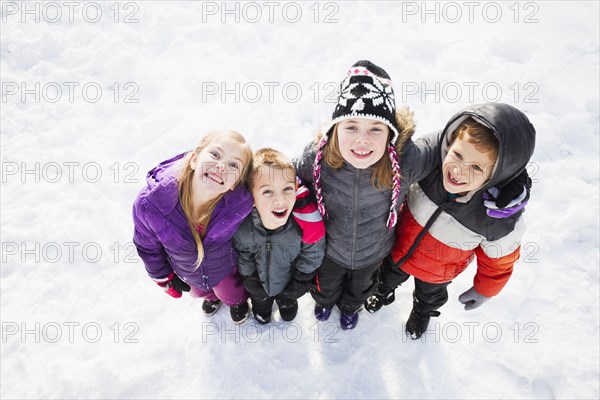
[{"left": 1, "top": 1, "right": 599, "bottom": 399}]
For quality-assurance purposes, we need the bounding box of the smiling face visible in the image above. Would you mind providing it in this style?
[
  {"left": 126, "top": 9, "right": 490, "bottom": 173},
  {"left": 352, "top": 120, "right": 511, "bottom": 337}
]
[
  {"left": 252, "top": 165, "right": 297, "bottom": 230},
  {"left": 189, "top": 139, "right": 247, "bottom": 199},
  {"left": 336, "top": 119, "right": 390, "bottom": 169},
  {"left": 442, "top": 133, "right": 497, "bottom": 195}
]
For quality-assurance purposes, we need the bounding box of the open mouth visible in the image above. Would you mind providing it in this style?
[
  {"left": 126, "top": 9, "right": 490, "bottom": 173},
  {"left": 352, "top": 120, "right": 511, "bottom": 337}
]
[
  {"left": 351, "top": 149, "right": 373, "bottom": 159},
  {"left": 271, "top": 209, "right": 288, "bottom": 219},
  {"left": 446, "top": 170, "right": 465, "bottom": 186},
  {"left": 205, "top": 172, "right": 224, "bottom": 185}
]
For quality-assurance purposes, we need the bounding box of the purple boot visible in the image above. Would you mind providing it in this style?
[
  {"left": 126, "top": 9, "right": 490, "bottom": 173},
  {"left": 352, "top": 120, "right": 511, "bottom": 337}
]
[
  {"left": 340, "top": 311, "right": 359, "bottom": 330},
  {"left": 314, "top": 304, "right": 332, "bottom": 321}
]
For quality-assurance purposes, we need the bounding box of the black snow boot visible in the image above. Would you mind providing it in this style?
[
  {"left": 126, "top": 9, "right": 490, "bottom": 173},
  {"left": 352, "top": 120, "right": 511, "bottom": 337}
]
[
  {"left": 230, "top": 301, "right": 249, "bottom": 324},
  {"left": 202, "top": 299, "right": 222, "bottom": 316},
  {"left": 405, "top": 307, "right": 441, "bottom": 340},
  {"left": 252, "top": 308, "right": 272, "bottom": 324},
  {"left": 364, "top": 285, "right": 396, "bottom": 313},
  {"left": 278, "top": 299, "right": 299, "bottom": 322}
]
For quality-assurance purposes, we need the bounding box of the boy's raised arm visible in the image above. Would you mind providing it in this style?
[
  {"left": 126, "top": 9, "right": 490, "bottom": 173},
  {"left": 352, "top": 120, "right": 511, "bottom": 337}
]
[{"left": 293, "top": 141, "right": 317, "bottom": 185}]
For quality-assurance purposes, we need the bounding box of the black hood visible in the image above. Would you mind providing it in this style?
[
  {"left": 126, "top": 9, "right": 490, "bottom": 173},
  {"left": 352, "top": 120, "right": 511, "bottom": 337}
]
[{"left": 438, "top": 102, "right": 536, "bottom": 191}]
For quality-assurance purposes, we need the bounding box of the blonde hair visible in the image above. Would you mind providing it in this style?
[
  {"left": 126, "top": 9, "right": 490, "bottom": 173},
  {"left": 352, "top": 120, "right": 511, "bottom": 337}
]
[
  {"left": 315, "top": 115, "right": 405, "bottom": 191},
  {"left": 249, "top": 148, "right": 296, "bottom": 191},
  {"left": 178, "top": 130, "right": 253, "bottom": 268}
]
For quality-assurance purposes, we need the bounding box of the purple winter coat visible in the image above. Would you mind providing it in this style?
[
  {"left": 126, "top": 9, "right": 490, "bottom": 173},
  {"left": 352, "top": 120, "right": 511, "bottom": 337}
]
[{"left": 132, "top": 152, "right": 253, "bottom": 291}]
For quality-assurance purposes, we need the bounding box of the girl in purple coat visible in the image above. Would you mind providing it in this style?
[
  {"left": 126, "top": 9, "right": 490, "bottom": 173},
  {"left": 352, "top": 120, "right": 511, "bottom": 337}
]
[{"left": 132, "top": 130, "right": 254, "bottom": 323}]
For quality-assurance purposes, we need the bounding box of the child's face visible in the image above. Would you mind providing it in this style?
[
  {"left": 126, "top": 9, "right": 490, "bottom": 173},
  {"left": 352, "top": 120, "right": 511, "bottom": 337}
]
[
  {"left": 190, "top": 140, "right": 246, "bottom": 195},
  {"left": 336, "top": 119, "right": 389, "bottom": 169},
  {"left": 252, "top": 166, "right": 297, "bottom": 230},
  {"left": 442, "top": 134, "right": 497, "bottom": 195}
]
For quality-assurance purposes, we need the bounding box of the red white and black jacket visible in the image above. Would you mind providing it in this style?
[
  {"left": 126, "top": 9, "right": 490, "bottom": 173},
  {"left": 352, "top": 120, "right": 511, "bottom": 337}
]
[
  {"left": 391, "top": 103, "right": 536, "bottom": 297},
  {"left": 392, "top": 184, "right": 525, "bottom": 296}
]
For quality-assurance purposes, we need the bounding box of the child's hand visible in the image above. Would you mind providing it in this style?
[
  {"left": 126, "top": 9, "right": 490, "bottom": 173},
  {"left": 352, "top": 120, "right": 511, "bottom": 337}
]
[
  {"left": 458, "top": 287, "right": 490, "bottom": 310},
  {"left": 155, "top": 272, "right": 190, "bottom": 298},
  {"left": 281, "top": 279, "right": 308, "bottom": 300},
  {"left": 484, "top": 169, "right": 531, "bottom": 218},
  {"left": 241, "top": 273, "right": 269, "bottom": 299}
]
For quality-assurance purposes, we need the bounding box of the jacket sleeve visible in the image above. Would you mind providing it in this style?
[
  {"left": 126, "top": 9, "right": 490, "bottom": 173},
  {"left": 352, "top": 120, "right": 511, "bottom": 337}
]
[
  {"left": 132, "top": 195, "right": 173, "bottom": 280},
  {"left": 400, "top": 130, "right": 443, "bottom": 185},
  {"left": 233, "top": 232, "right": 257, "bottom": 277},
  {"left": 473, "top": 246, "right": 520, "bottom": 297},
  {"left": 292, "top": 183, "right": 326, "bottom": 244},
  {"left": 293, "top": 141, "right": 317, "bottom": 185},
  {"left": 291, "top": 185, "right": 326, "bottom": 276},
  {"left": 191, "top": 187, "right": 254, "bottom": 286},
  {"left": 473, "top": 218, "right": 526, "bottom": 297},
  {"left": 292, "top": 236, "right": 326, "bottom": 277}
]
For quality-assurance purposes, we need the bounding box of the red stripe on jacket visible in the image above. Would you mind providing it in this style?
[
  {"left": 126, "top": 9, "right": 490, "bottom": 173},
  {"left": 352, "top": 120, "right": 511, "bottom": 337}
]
[{"left": 391, "top": 205, "right": 520, "bottom": 297}]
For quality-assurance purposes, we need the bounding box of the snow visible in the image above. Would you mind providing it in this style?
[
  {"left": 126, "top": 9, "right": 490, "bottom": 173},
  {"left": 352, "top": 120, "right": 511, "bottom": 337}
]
[{"left": 1, "top": 1, "right": 599, "bottom": 399}]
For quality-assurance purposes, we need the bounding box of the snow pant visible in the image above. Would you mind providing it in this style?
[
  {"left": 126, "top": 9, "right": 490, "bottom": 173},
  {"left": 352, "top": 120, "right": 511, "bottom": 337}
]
[
  {"left": 249, "top": 288, "right": 296, "bottom": 317},
  {"left": 189, "top": 268, "right": 248, "bottom": 306},
  {"left": 380, "top": 256, "right": 450, "bottom": 314},
  {"left": 311, "top": 256, "right": 382, "bottom": 314},
  {"left": 241, "top": 274, "right": 297, "bottom": 316}
]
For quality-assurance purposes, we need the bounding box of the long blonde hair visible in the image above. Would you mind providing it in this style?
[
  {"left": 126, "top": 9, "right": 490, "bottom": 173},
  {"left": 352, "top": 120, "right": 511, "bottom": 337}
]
[{"left": 178, "top": 130, "right": 253, "bottom": 268}]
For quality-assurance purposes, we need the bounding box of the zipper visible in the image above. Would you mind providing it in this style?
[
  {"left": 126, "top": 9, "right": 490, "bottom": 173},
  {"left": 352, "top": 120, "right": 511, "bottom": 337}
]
[
  {"left": 351, "top": 169, "right": 360, "bottom": 268},
  {"left": 266, "top": 235, "right": 272, "bottom": 294}
]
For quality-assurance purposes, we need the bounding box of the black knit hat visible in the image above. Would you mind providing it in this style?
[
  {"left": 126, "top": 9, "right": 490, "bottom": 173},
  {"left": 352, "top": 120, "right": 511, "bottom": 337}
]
[
  {"left": 321, "top": 60, "right": 400, "bottom": 143},
  {"left": 314, "top": 60, "right": 402, "bottom": 229}
]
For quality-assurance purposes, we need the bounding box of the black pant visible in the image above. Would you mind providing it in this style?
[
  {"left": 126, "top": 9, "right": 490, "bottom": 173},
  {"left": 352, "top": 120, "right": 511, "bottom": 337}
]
[
  {"left": 242, "top": 274, "right": 296, "bottom": 316},
  {"left": 246, "top": 283, "right": 295, "bottom": 316},
  {"left": 381, "top": 256, "right": 450, "bottom": 314},
  {"left": 311, "top": 257, "right": 382, "bottom": 314},
  {"left": 251, "top": 292, "right": 296, "bottom": 316}
]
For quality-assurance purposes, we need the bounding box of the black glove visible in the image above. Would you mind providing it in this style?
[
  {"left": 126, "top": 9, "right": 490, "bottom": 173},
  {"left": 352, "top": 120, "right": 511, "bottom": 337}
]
[
  {"left": 494, "top": 168, "right": 531, "bottom": 208},
  {"left": 155, "top": 272, "right": 190, "bottom": 298},
  {"left": 241, "top": 272, "right": 267, "bottom": 297},
  {"left": 170, "top": 274, "right": 191, "bottom": 293},
  {"left": 280, "top": 279, "right": 308, "bottom": 300}
]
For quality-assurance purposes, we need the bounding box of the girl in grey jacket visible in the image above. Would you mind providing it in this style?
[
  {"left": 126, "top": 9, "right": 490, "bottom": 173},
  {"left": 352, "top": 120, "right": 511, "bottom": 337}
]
[{"left": 294, "top": 60, "right": 439, "bottom": 330}]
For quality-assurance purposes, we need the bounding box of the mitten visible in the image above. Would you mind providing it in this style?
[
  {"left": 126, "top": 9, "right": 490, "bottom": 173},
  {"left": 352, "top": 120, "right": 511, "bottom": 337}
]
[
  {"left": 280, "top": 278, "right": 308, "bottom": 300},
  {"left": 154, "top": 272, "right": 190, "bottom": 298},
  {"left": 458, "top": 287, "right": 491, "bottom": 310},
  {"left": 292, "top": 182, "right": 325, "bottom": 244},
  {"left": 241, "top": 272, "right": 269, "bottom": 300},
  {"left": 484, "top": 169, "right": 531, "bottom": 218}
]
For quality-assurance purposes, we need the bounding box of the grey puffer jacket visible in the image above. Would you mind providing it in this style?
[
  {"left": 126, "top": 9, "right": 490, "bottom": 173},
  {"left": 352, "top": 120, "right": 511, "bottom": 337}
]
[
  {"left": 233, "top": 209, "right": 326, "bottom": 297},
  {"left": 294, "top": 108, "right": 440, "bottom": 270}
]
